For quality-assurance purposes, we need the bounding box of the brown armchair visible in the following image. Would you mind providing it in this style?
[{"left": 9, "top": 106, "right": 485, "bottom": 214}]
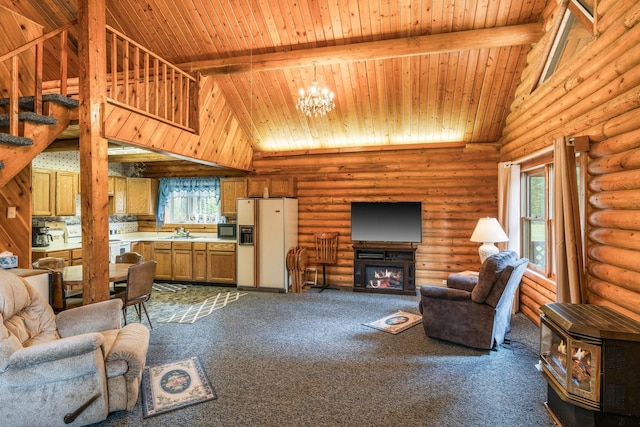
[{"left": 418, "top": 251, "right": 528, "bottom": 350}]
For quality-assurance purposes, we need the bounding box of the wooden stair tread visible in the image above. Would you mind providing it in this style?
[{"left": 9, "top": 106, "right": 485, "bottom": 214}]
[
  {"left": 0, "top": 112, "right": 58, "bottom": 127},
  {"left": 0, "top": 94, "right": 79, "bottom": 110},
  {"left": 0, "top": 132, "right": 33, "bottom": 146}
]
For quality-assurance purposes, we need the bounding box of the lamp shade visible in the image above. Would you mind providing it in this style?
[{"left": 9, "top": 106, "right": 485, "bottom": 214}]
[
  {"left": 470, "top": 217, "right": 509, "bottom": 243},
  {"left": 470, "top": 218, "right": 509, "bottom": 263}
]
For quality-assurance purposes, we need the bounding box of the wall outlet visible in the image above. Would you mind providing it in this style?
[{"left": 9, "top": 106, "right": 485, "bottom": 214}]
[
  {"left": 6, "top": 206, "right": 16, "bottom": 219},
  {"left": 441, "top": 279, "right": 447, "bottom": 285}
]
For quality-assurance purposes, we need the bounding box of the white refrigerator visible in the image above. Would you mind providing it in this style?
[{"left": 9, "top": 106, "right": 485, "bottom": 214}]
[{"left": 236, "top": 197, "right": 298, "bottom": 292}]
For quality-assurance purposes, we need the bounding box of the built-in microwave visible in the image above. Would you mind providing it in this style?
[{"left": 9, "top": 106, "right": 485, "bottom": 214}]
[{"left": 217, "top": 223, "right": 237, "bottom": 240}]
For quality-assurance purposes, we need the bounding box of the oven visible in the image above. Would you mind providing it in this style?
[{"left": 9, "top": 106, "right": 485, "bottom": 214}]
[{"left": 109, "top": 240, "right": 131, "bottom": 263}]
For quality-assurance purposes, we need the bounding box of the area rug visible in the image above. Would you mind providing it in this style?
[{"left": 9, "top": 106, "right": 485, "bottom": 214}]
[
  {"left": 156, "top": 290, "right": 248, "bottom": 324},
  {"left": 142, "top": 357, "right": 216, "bottom": 418},
  {"left": 152, "top": 282, "right": 190, "bottom": 292},
  {"left": 363, "top": 310, "right": 422, "bottom": 335}
]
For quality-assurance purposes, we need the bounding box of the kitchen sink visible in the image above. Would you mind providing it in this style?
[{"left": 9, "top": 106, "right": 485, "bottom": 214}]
[{"left": 160, "top": 235, "right": 200, "bottom": 239}]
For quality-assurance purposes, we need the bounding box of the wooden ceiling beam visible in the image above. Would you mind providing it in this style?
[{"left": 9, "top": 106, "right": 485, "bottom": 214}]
[{"left": 180, "top": 23, "right": 543, "bottom": 75}]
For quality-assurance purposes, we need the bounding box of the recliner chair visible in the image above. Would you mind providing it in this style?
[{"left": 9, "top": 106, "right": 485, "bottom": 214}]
[
  {"left": 0, "top": 269, "right": 149, "bottom": 426},
  {"left": 418, "top": 250, "right": 528, "bottom": 350}
]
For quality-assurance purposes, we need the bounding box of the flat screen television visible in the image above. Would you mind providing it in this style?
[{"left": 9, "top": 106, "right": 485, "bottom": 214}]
[{"left": 350, "top": 201, "right": 422, "bottom": 243}]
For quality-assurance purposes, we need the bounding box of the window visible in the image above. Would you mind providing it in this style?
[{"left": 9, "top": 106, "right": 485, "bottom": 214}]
[
  {"left": 521, "top": 163, "right": 554, "bottom": 277},
  {"left": 536, "top": 0, "right": 594, "bottom": 88},
  {"left": 164, "top": 189, "right": 221, "bottom": 224},
  {"left": 156, "top": 177, "right": 221, "bottom": 227}
]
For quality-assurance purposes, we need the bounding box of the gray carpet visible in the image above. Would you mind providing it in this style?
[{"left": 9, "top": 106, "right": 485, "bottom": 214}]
[{"left": 96, "top": 287, "right": 555, "bottom": 427}]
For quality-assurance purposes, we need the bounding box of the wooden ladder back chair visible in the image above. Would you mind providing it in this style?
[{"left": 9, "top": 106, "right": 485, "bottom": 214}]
[
  {"left": 313, "top": 232, "right": 339, "bottom": 292},
  {"left": 113, "top": 251, "right": 145, "bottom": 290}
]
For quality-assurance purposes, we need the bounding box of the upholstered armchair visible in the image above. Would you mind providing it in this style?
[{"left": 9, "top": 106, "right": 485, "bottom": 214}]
[
  {"left": 419, "top": 250, "right": 528, "bottom": 350},
  {"left": 0, "top": 269, "right": 149, "bottom": 426}
]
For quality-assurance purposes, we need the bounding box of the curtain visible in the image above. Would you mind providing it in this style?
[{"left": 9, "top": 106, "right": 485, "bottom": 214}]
[
  {"left": 156, "top": 177, "right": 220, "bottom": 228},
  {"left": 498, "top": 161, "right": 521, "bottom": 253},
  {"left": 553, "top": 137, "right": 585, "bottom": 303}
]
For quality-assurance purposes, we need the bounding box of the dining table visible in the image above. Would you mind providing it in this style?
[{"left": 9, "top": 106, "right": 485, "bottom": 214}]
[{"left": 62, "top": 263, "right": 133, "bottom": 287}]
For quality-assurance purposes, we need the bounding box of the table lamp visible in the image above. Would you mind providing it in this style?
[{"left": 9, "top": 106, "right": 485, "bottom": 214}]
[{"left": 470, "top": 217, "right": 509, "bottom": 263}]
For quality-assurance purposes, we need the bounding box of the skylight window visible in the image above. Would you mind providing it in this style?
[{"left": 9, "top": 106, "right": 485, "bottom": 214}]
[{"left": 536, "top": 0, "right": 594, "bottom": 87}]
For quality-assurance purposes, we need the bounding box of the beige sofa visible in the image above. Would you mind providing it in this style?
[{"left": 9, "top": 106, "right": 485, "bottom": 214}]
[{"left": 0, "top": 269, "right": 149, "bottom": 426}]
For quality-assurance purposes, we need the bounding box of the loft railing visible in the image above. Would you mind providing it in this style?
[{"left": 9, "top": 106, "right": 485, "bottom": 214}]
[
  {"left": 1, "top": 20, "right": 198, "bottom": 137},
  {"left": 105, "top": 26, "right": 198, "bottom": 133},
  {"left": 0, "top": 20, "right": 75, "bottom": 137}
]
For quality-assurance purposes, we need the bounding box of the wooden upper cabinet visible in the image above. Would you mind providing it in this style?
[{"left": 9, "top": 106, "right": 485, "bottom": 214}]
[
  {"left": 126, "top": 178, "right": 158, "bottom": 215},
  {"left": 247, "top": 176, "right": 296, "bottom": 197},
  {"left": 32, "top": 169, "right": 55, "bottom": 216},
  {"left": 247, "top": 177, "right": 269, "bottom": 197},
  {"left": 270, "top": 177, "right": 296, "bottom": 197},
  {"left": 55, "top": 171, "right": 77, "bottom": 216},
  {"left": 109, "top": 176, "right": 127, "bottom": 215},
  {"left": 221, "top": 178, "right": 247, "bottom": 217}
]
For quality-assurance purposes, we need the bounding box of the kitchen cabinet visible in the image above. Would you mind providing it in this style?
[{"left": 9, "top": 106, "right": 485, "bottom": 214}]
[
  {"left": 246, "top": 177, "right": 269, "bottom": 197},
  {"left": 109, "top": 176, "right": 127, "bottom": 215},
  {"left": 32, "top": 169, "right": 55, "bottom": 216},
  {"left": 126, "top": 178, "right": 158, "bottom": 215},
  {"left": 54, "top": 171, "right": 78, "bottom": 216},
  {"left": 32, "top": 169, "right": 78, "bottom": 217},
  {"left": 193, "top": 242, "right": 207, "bottom": 281},
  {"left": 172, "top": 241, "right": 193, "bottom": 281},
  {"left": 207, "top": 242, "right": 236, "bottom": 284},
  {"left": 220, "top": 178, "right": 247, "bottom": 217},
  {"left": 152, "top": 241, "right": 172, "bottom": 280},
  {"left": 33, "top": 249, "right": 71, "bottom": 266},
  {"left": 131, "top": 241, "right": 153, "bottom": 262},
  {"left": 270, "top": 177, "right": 296, "bottom": 197},
  {"left": 247, "top": 176, "right": 296, "bottom": 197},
  {"left": 71, "top": 248, "right": 83, "bottom": 265}
]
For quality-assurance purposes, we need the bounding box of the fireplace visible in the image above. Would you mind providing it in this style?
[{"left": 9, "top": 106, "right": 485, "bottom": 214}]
[
  {"left": 353, "top": 244, "right": 416, "bottom": 295},
  {"left": 540, "top": 303, "right": 640, "bottom": 426}
]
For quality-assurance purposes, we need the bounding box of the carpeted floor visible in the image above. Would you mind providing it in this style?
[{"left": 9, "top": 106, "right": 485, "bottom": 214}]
[{"left": 97, "top": 287, "right": 555, "bottom": 427}]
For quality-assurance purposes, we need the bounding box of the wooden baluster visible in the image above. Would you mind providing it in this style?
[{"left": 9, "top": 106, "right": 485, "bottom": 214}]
[
  {"left": 144, "top": 52, "right": 149, "bottom": 114},
  {"left": 133, "top": 46, "right": 140, "bottom": 109},
  {"left": 110, "top": 32, "right": 117, "bottom": 100},
  {"left": 123, "top": 40, "right": 129, "bottom": 105},
  {"left": 59, "top": 30, "right": 68, "bottom": 97},
  {"left": 34, "top": 43, "right": 43, "bottom": 114},
  {"left": 10, "top": 56, "right": 18, "bottom": 136}
]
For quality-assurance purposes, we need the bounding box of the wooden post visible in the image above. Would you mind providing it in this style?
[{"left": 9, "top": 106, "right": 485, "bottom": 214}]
[{"left": 77, "top": 0, "right": 110, "bottom": 303}]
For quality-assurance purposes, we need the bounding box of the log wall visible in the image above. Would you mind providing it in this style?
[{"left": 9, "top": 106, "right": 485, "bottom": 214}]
[
  {"left": 500, "top": 0, "right": 640, "bottom": 322},
  {"left": 251, "top": 144, "right": 500, "bottom": 288}
]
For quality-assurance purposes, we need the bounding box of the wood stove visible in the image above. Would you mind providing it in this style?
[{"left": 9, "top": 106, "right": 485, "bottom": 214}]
[{"left": 540, "top": 303, "right": 640, "bottom": 426}]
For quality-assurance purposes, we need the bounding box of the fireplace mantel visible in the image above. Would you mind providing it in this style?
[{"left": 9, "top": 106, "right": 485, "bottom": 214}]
[{"left": 352, "top": 244, "right": 416, "bottom": 295}]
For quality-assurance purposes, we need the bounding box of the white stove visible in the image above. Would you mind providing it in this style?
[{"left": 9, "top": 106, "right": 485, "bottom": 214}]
[{"left": 66, "top": 223, "right": 82, "bottom": 244}]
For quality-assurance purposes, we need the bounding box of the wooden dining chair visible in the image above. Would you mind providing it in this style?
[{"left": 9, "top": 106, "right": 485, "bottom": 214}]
[
  {"left": 32, "top": 257, "right": 82, "bottom": 312},
  {"left": 113, "top": 251, "right": 145, "bottom": 291},
  {"left": 311, "top": 232, "right": 339, "bottom": 292},
  {"left": 112, "top": 260, "right": 156, "bottom": 328}
]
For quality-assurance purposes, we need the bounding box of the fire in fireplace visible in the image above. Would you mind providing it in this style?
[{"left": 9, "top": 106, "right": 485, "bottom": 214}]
[
  {"left": 366, "top": 266, "right": 403, "bottom": 290},
  {"left": 540, "top": 303, "right": 640, "bottom": 426}
]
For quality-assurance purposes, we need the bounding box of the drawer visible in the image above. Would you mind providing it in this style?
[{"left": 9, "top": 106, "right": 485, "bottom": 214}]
[
  {"left": 193, "top": 242, "right": 207, "bottom": 251},
  {"left": 71, "top": 249, "right": 83, "bottom": 259},
  {"left": 153, "top": 241, "right": 172, "bottom": 250},
  {"left": 45, "top": 250, "right": 70, "bottom": 261},
  {"left": 172, "top": 241, "right": 193, "bottom": 250},
  {"left": 207, "top": 242, "right": 236, "bottom": 252}
]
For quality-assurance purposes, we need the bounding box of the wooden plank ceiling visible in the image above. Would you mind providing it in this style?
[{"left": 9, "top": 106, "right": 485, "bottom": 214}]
[{"left": 1, "top": 0, "right": 548, "bottom": 153}]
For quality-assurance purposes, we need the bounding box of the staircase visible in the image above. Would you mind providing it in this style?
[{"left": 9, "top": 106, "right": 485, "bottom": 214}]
[{"left": 0, "top": 21, "right": 77, "bottom": 187}]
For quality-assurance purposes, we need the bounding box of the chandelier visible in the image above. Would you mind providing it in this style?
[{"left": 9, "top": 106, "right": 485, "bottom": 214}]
[{"left": 296, "top": 63, "right": 335, "bottom": 118}]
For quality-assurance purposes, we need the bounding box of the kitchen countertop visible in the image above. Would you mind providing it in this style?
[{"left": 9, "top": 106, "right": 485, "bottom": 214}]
[{"left": 32, "top": 232, "right": 237, "bottom": 252}]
